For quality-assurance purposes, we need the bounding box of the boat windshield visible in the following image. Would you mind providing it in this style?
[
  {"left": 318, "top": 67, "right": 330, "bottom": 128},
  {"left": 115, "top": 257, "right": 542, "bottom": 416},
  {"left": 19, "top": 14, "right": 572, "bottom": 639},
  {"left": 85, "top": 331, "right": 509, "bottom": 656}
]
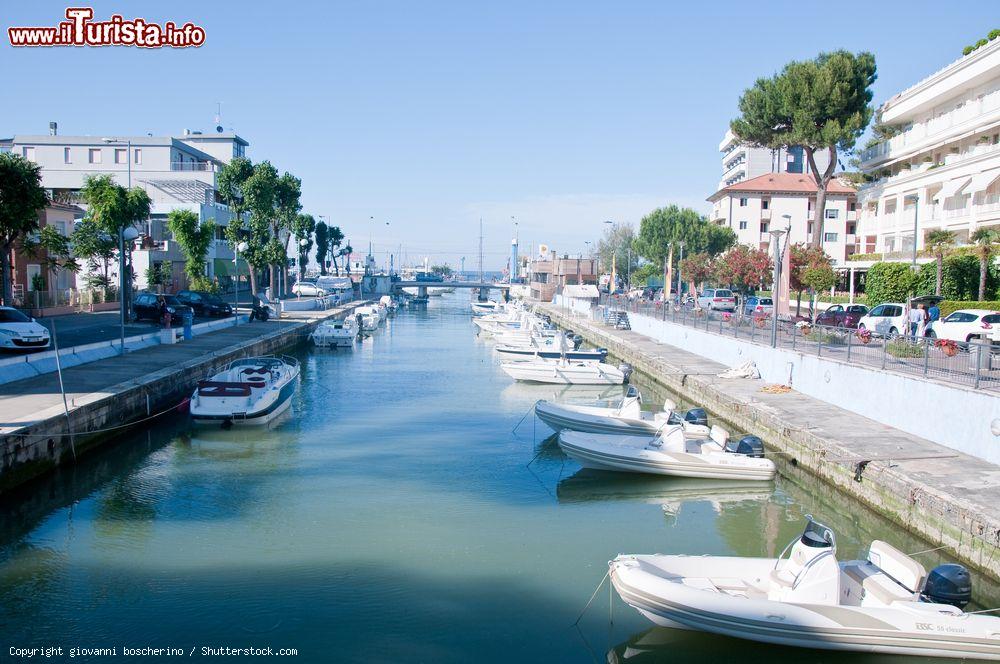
[
  {"left": 228, "top": 357, "right": 284, "bottom": 371},
  {"left": 800, "top": 517, "right": 834, "bottom": 548}
]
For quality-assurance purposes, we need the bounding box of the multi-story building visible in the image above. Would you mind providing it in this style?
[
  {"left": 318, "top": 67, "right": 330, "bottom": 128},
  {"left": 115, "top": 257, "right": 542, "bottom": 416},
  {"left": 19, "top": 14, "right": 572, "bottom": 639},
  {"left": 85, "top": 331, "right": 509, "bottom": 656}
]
[
  {"left": 8, "top": 124, "right": 248, "bottom": 291},
  {"left": 10, "top": 202, "right": 81, "bottom": 311},
  {"left": 708, "top": 172, "right": 858, "bottom": 261},
  {"left": 718, "top": 129, "right": 831, "bottom": 190},
  {"left": 855, "top": 39, "right": 1000, "bottom": 258},
  {"left": 528, "top": 254, "right": 597, "bottom": 301}
]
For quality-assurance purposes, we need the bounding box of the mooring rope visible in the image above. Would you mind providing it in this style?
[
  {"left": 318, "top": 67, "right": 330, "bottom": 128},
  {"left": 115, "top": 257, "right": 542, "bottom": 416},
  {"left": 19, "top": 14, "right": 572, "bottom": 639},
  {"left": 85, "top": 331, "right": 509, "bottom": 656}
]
[
  {"left": 3, "top": 398, "right": 190, "bottom": 440},
  {"left": 573, "top": 569, "right": 610, "bottom": 626}
]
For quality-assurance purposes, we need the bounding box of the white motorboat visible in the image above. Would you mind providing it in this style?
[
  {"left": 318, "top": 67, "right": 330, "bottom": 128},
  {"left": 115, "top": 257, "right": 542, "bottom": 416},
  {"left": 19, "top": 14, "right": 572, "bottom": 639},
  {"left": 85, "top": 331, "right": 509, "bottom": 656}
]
[
  {"left": 310, "top": 316, "right": 358, "bottom": 348},
  {"left": 558, "top": 425, "right": 775, "bottom": 480},
  {"left": 379, "top": 295, "right": 398, "bottom": 315},
  {"left": 501, "top": 358, "right": 632, "bottom": 385},
  {"left": 535, "top": 388, "right": 712, "bottom": 439},
  {"left": 190, "top": 356, "right": 300, "bottom": 426},
  {"left": 610, "top": 516, "right": 1000, "bottom": 660},
  {"left": 471, "top": 300, "right": 502, "bottom": 315},
  {"left": 354, "top": 306, "right": 380, "bottom": 331}
]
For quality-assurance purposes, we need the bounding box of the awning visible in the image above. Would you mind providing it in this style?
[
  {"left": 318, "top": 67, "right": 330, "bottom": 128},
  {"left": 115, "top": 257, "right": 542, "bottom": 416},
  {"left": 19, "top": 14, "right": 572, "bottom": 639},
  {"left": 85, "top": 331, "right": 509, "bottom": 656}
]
[
  {"left": 562, "top": 284, "right": 599, "bottom": 299},
  {"left": 933, "top": 176, "right": 972, "bottom": 201},
  {"left": 968, "top": 169, "right": 1000, "bottom": 194}
]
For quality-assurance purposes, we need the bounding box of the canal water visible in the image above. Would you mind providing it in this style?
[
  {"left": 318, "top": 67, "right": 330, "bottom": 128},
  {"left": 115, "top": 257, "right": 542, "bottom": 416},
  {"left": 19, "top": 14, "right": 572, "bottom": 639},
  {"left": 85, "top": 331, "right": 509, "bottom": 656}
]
[{"left": 0, "top": 294, "right": 985, "bottom": 663}]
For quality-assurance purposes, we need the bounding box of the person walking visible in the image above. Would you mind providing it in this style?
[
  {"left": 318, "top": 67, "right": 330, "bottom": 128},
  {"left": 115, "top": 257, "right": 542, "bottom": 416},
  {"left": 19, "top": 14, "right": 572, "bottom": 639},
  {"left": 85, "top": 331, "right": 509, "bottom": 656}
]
[
  {"left": 928, "top": 301, "right": 941, "bottom": 323},
  {"left": 908, "top": 303, "right": 924, "bottom": 337}
]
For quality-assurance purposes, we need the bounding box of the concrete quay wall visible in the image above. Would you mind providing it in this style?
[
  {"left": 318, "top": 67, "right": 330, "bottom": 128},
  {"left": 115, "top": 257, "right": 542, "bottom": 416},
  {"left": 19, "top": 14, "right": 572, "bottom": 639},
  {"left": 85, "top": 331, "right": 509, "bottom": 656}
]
[
  {"left": 539, "top": 303, "right": 1000, "bottom": 581},
  {"left": 0, "top": 306, "right": 361, "bottom": 494}
]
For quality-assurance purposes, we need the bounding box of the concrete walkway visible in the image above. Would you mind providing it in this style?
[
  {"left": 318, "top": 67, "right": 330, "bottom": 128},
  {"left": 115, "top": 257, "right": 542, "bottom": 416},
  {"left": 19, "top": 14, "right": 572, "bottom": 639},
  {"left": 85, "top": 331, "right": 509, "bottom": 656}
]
[{"left": 538, "top": 303, "right": 1000, "bottom": 581}]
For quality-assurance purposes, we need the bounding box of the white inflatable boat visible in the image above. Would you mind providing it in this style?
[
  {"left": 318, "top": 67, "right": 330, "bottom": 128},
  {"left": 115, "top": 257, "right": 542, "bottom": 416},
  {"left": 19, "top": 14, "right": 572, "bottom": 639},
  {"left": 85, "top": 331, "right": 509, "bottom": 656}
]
[
  {"left": 501, "top": 358, "right": 632, "bottom": 385},
  {"left": 611, "top": 516, "right": 1000, "bottom": 660},
  {"left": 535, "top": 387, "right": 712, "bottom": 439}
]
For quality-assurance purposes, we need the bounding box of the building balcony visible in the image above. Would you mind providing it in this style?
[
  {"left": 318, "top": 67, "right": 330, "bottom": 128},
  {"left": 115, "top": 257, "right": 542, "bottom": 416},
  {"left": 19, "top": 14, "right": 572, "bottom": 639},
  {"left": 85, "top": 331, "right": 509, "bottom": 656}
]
[
  {"left": 760, "top": 208, "right": 771, "bottom": 220},
  {"left": 170, "top": 161, "right": 217, "bottom": 172}
]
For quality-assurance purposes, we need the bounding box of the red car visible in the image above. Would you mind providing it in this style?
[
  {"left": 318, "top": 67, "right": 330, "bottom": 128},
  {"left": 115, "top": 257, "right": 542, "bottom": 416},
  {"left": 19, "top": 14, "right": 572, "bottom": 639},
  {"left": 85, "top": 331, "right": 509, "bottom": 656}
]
[{"left": 815, "top": 304, "right": 869, "bottom": 329}]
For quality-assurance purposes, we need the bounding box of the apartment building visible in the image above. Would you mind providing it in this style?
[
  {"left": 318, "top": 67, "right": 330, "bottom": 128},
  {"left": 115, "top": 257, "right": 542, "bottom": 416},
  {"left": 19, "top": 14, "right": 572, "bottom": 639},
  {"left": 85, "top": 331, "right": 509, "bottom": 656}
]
[
  {"left": 708, "top": 172, "right": 858, "bottom": 262},
  {"left": 718, "top": 129, "right": 831, "bottom": 191},
  {"left": 528, "top": 255, "right": 597, "bottom": 301},
  {"left": 9, "top": 203, "right": 81, "bottom": 310},
  {"left": 8, "top": 124, "right": 248, "bottom": 290},
  {"left": 855, "top": 39, "right": 1000, "bottom": 258}
]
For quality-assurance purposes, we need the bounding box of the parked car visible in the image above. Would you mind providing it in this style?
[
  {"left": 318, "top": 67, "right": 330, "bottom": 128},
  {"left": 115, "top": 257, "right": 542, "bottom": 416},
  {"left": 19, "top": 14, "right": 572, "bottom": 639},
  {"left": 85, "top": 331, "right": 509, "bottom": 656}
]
[
  {"left": 814, "top": 304, "right": 869, "bottom": 329},
  {"left": 291, "top": 280, "right": 328, "bottom": 297},
  {"left": 856, "top": 303, "right": 906, "bottom": 337},
  {"left": 742, "top": 296, "right": 774, "bottom": 317},
  {"left": 132, "top": 293, "right": 193, "bottom": 323},
  {"left": 0, "top": 306, "right": 50, "bottom": 350},
  {"left": 926, "top": 309, "right": 1000, "bottom": 343},
  {"left": 697, "top": 288, "right": 736, "bottom": 312},
  {"left": 176, "top": 290, "right": 233, "bottom": 317}
]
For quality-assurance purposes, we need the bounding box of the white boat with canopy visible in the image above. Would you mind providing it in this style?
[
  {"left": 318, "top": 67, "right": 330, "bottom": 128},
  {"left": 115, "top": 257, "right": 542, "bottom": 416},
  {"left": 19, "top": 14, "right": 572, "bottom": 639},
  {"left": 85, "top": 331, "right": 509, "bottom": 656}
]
[
  {"left": 310, "top": 316, "right": 359, "bottom": 348},
  {"left": 190, "top": 356, "right": 300, "bottom": 427},
  {"left": 610, "top": 516, "right": 1000, "bottom": 660}
]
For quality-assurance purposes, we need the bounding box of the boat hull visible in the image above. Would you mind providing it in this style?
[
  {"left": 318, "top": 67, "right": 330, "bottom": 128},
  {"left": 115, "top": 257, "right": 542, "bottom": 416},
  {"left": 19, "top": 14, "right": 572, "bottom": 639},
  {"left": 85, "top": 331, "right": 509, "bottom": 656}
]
[
  {"left": 535, "top": 400, "right": 658, "bottom": 436},
  {"left": 611, "top": 556, "right": 1000, "bottom": 660},
  {"left": 558, "top": 431, "right": 775, "bottom": 480},
  {"left": 501, "top": 361, "right": 625, "bottom": 385},
  {"left": 191, "top": 373, "right": 298, "bottom": 426},
  {"left": 496, "top": 347, "right": 606, "bottom": 362}
]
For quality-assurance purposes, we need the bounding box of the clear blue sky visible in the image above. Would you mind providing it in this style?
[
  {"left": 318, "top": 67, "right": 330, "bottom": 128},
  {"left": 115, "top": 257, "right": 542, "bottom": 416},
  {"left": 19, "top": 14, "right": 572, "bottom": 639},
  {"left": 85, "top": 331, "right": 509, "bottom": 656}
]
[{"left": 2, "top": 1, "right": 992, "bottom": 269}]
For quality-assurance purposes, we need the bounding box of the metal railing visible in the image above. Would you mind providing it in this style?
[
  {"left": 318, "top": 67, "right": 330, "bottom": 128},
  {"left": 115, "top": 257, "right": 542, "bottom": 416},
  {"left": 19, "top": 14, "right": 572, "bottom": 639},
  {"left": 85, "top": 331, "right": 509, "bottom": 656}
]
[{"left": 575, "top": 295, "right": 1000, "bottom": 392}]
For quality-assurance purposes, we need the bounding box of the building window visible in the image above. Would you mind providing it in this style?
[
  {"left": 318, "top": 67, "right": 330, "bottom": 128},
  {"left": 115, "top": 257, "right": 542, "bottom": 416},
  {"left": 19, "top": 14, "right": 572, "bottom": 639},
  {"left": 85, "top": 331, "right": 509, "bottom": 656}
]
[
  {"left": 115, "top": 148, "right": 127, "bottom": 164},
  {"left": 134, "top": 148, "right": 142, "bottom": 165},
  {"left": 808, "top": 200, "right": 814, "bottom": 211},
  {"left": 22, "top": 147, "right": 35, "bottom": 161},
  {"left": 823, "top": 232, "right": 838, "bottom": 242},
  {"left": 825, "top": 209, "right": 839, "bottom": 219},
  {"left": 847, "top": 222, "right": 856, "bottom": 235},
  {"left": 63, "top": 147, "right": 71, "bottom": 163},
  {"left": 738, "top": 220, "right": 748, "bottom": 230},
  {"left": 849, "top": 201, "right": 857, "bottom": 212},
  {"left": 88, "top": 148, "right": 102, "bottom": 164},
  {"left": 808, "top": 222, "right": 814, "bottom": 234},
  {"left": 739, "top": 197, "right": 748, "bottom": 207},
  {"left": 761, "top": 199, "right": 770, "bottom": 210},
  {"left": 760, "top": 222, "right": 769, "bottom": 233}
]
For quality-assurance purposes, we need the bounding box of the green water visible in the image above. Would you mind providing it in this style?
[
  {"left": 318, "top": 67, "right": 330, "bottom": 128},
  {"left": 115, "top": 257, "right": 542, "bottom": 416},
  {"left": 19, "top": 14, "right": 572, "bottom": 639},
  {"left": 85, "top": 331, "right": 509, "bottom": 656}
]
[{"left": 0, "top": 295, "right": 986, "bottom": 662}]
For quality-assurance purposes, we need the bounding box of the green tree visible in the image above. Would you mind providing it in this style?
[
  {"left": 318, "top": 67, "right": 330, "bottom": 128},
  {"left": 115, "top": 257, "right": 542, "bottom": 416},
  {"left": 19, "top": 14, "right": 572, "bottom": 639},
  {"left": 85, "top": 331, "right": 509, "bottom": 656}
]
[
  {"left": 596, "top": 222, "right": 638, "bottom": 276},
  {"left": 329, "top": 225, "right": 345, "bottom": 275},
  {"left": 633, "top": 206, "right": 736, "bottom": 270},
  {"left": 430, "top": 264, "right": 453, "bottom": 277},
  {"left": 291, "top": 213, "right": 316, "bottom": 279},
  {"left": 72, "top": 216, "right": 118, "bottom": 290},
  {"left": 789, "top": 244, "right": 832, "bottom": 316},
  {"left": 218, "top": 157, "right": 255, "bottom": 287},
  {"left": 240, "top": 161, "right": 280, "bottom": 295},
  {"left": 166, "top": 209, "right": 215, "bottom": 289},
  {"left": 0, "top": 152, "right": 49, "bottom": 305},
  {"left": 22, "top": 225, "right": 80, "bottom": 284},
  {"left": 971, "top": 227, "right": 999, "bottom": 301},
  {"left": 731, "top": 50, "right": 876, "bottom": 248},
  {"left": 679, "top": 252, "right": 715, "bottom": 294},
  {"left": 925, "top": 229, "right": 956, "bottom": 296},
  {"left": 273, "top": 172, "right": 302, "bottom": 294},
  {"left": 864, "top": 262, "right": 916, "bottom": 306},
  {"left": 802, "top": 265, "right": 837, "bottom": 319},
  {"left": 314, "top": 221, "right": 330, "bottom": 275}
]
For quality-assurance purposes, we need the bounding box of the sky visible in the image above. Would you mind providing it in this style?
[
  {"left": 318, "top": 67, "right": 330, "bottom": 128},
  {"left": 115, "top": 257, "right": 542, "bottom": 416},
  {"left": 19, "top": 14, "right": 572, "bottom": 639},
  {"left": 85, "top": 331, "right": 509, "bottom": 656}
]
[{"left": 2, "top": 1, "right": 994, "bottom": 270}]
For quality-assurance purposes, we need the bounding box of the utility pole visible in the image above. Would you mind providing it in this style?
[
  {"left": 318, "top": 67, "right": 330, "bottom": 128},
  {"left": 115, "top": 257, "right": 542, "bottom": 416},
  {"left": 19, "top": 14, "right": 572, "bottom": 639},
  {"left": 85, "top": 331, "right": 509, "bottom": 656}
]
[{"left": 478, "top": 218, "right": 484, "bottom": 283}]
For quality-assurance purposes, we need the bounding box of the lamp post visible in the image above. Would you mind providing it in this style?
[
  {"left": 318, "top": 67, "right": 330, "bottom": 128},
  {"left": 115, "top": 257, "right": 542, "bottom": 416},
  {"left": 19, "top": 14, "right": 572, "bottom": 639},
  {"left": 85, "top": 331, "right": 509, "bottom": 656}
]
[
  {"left": 103, "top": 137, "right": 134, "bottom": 348},
  {"left": 676, "top": 241, "right": 685, "bottom": 305},
  {"left": 906, "top": 193, "right": 920, "bottom": 268},
  {"left": 234, "top": 241, "right": 248, "bottom": 326},
  {"left": 769, "top": 229, "right": 787, "bottom": 347},
  {"left": 604, "top": 220, "right": 614, "bottom": 293}
]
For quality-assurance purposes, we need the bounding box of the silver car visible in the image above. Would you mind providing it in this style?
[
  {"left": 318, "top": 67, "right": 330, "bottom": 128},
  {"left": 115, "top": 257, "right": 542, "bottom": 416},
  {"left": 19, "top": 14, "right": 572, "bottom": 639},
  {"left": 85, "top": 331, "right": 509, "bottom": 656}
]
[{"left": 291, "top": 281, "right": 328, "bottom": 297}]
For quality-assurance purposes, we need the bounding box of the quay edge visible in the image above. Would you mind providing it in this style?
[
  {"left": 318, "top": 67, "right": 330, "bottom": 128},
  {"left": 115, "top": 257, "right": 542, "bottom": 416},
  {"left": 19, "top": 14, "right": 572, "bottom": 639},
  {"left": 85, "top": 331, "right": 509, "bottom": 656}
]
[
  {"left": 538, "top": 303, "right": 1000, "bottom": 583},
  {"left": 0, "top": 304, "right": 364, "bottom": 495}
]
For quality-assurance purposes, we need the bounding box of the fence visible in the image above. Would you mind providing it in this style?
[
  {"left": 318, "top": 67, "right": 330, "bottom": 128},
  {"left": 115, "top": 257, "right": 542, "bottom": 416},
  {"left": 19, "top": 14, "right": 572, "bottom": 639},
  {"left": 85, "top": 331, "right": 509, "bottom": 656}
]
[
  {"left": 15, "top": 288, "right": 120, "bottom": 311},
  {"left": 567, "top": 295, "right": 1000, "bottom": 392}
]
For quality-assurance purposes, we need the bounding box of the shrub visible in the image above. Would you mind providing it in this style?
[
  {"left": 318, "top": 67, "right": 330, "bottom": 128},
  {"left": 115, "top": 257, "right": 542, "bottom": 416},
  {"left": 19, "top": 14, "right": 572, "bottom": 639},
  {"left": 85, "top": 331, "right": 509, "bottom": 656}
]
[
  {"left": 939, "top": 300, "right": 1000, "bottom": 317},
  {"left": 914, "top": 254, "right": 999, "bottom": 301},
  {"left": 886, "top": 340, "right": 923, "bottom": 358},
  {"left": 864, "top": 262, "right": 916, "bottom": 305}
]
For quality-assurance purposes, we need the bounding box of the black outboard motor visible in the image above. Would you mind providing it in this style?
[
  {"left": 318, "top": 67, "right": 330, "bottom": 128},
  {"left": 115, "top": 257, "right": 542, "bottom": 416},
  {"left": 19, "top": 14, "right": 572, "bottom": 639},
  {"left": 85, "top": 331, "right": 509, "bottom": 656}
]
[
  {"left": 572, "top": 335, "right": 585, "bottom": 350},
  {"left": 725, "top": 435, "right": 765, "bottom": 458},
  {"left": 683, "top": 408, "right": 709, "bottom": 428},
  {"left": 923, "top": 564, "right": 972, "bottom": 609},
  {"left": 619, "top": 363, "right": 633, "bottom": 383}
]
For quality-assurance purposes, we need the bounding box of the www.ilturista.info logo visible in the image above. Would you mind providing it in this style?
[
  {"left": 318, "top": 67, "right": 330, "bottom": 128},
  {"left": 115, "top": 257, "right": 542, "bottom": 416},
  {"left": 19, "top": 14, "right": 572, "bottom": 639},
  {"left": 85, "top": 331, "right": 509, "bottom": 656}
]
[{"left": 8, "top": 7, "right": 205, "bottom": 48}]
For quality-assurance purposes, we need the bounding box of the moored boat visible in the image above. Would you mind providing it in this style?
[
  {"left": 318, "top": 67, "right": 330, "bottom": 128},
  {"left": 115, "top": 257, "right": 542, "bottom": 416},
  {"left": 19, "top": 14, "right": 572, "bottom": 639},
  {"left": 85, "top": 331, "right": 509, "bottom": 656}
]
[
  {"left": 558, "top": 425, "right": 775, "bottom": 480},
  {"left": 610, "top": 516, "right": 1000, "bottom": 660},
  {"left": 535, "top": 388, "right": 713, "bottom": 439},
  {"left": 501, "top": 358, "right": 632, "bottom": 385},
  {"left": 190, "top": 356, "right": 299, "bottom": 426},
  {"left": 310, "top": 316, "right": 359, "bottom": 348}
]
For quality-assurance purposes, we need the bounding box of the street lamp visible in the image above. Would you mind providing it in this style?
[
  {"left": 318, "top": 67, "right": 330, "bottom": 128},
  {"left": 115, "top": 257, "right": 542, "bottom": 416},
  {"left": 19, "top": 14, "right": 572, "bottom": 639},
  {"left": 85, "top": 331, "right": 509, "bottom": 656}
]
[
  {"left": 676, "top": 241, "right": 685, "bottom": 305},
  {"left": 769, "top": 228, "right": 788, "bottom": 347},
  {"left": 118, "top": 226, "right": 139, "bottom": 354},
  {"left": 905, "top": 193, "right": 920, "bottom": 268},
  {"left": 234, "top": 240, "right": 248, "bottom": 326},
  {"left": 604, "top": 220, "right": 614, "bottom": 292}
]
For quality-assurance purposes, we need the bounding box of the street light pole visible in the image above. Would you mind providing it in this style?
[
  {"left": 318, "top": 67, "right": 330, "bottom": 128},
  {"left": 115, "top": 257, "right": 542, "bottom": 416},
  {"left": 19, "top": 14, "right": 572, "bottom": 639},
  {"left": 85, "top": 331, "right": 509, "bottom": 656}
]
[
  {"left": 235, "top": 241, "right": 248, "bottom": 326},
  {"left": 676, "top": 242, "right": 685, "bottom": 305},
  {"left": 769, "top": 229, "right": 787, "bottom": 347},
  {"left": 909, "top": 193, "right": 919, "bottom": 269},
  {"left": 103, "top": 137, "right": 134, "bottom": 353}
]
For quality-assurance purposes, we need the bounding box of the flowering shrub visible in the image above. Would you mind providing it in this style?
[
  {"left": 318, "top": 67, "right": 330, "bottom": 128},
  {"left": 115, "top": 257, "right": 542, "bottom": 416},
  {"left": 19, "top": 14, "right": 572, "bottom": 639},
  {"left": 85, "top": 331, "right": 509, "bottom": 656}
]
[
  {"left": 855, "top": 327, "right": 872, "bottom": 344},
  {"left": 934, "top": 338, "right": 959, "bottom": 355}
]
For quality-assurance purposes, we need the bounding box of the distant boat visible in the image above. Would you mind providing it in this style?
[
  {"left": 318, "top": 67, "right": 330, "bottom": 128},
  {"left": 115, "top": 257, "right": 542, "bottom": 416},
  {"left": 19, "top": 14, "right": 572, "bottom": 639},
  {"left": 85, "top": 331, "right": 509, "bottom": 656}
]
[
  {"left": 501, "top": 358, "right": 632, "bottom": 385},
  {"left": 311, "top": 317, "right": 358, "bottom": 348},
  {"left": 190, "top": 356, "right": 299, "bottom": 426},
  {"left": 354, "top": 306, "right": 380, "bottom": 331}
]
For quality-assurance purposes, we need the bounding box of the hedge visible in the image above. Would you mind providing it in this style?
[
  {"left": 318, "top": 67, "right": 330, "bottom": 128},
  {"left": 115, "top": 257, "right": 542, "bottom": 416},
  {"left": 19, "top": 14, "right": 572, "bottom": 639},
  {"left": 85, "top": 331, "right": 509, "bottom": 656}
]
[
  {"left": 864, "top": 262, "right": 916, "bottom": 305},
  {"left": 939, "top": 300, "right": 1000, "bottom": 317}
]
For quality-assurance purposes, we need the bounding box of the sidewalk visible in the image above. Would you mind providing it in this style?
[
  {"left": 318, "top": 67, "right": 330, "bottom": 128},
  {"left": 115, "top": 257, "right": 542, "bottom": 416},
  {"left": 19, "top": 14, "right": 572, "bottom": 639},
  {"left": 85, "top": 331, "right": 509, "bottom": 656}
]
[{"left": 539, "top": 302, "right": 1000, "bottom": 581}]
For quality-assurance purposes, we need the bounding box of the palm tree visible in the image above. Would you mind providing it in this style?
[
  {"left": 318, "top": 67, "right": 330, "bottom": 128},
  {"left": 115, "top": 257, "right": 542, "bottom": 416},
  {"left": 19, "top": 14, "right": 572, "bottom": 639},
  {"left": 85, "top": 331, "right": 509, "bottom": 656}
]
[
  {"left": 924, "top": 229, "right": 956, "bottom": 296},
  {"left": 971, "top": 227, "right": 999, "bottom": 301}
]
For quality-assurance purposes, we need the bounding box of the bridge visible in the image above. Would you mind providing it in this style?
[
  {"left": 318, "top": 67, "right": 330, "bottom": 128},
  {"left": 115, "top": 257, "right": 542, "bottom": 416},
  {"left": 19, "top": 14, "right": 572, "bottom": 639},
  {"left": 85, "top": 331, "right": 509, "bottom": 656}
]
[{"left": 394, "top": 281, "right": 510, "bottom": 289}]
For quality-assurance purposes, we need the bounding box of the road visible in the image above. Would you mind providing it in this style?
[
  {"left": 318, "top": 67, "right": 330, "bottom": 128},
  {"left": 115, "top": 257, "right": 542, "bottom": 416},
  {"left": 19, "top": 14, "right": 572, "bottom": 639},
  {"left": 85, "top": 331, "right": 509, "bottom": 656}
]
[{"left": 31, "top": 311, "right": 232, "bottom": 349}]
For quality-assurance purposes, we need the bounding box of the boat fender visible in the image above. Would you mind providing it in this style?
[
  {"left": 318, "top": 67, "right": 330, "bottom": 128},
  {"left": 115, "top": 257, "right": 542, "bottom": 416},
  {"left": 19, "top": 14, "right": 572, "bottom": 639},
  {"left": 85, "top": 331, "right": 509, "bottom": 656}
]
[
  {"left": 618, "top": 363, "right": 634, "bottom": 383},
  {"left": 725, "top": 435, "right": 765, "bottom": 458},
  {"left": 923, "top": 564, "right": 972, "bottom": 609},
  {"left": 683, "top": 408, "right": 709, "bottom": 428}
]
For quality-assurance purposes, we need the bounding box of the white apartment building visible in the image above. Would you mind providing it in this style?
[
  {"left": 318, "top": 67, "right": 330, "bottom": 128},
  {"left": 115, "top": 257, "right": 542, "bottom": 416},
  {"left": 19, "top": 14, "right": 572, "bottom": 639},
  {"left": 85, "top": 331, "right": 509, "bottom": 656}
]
[
  {"left": 7, "top": 125, "right": 249, "bottom": 291},
  {"left": 718, "top": 129, "right": 832, "bottom": 191},
  {"left": 708, "top": 172, "right": 858, "bottom": 261},
  {"left": 855, "top": 38, "right": 1000, "bottom": 258}
]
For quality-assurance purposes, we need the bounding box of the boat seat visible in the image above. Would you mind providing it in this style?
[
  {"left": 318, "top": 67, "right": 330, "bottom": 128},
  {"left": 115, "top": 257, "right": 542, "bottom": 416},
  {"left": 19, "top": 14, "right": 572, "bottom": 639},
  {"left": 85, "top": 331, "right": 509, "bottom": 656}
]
[
  {"left": 842, "top": 561, "right": 917, "bottom": 606},
  {"left": 867, "top": 540, "right": 926, "bottom": 593}
]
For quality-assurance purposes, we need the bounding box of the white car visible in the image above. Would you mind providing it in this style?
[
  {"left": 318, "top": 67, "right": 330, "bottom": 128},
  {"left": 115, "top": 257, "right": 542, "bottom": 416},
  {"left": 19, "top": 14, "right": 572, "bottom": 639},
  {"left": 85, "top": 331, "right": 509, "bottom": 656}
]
[
  {"left": 927, "top": 309, "right": 1000, "bottom": 343},
  {"left": 856, "top": 302, "right": 906, "bottom": 337},
  {"left": 696, "top": 288, "right": 737, "bottom": 312},
  {"left": 0, "top": 306, "right": 51, "bottom": 350},
  {"left": 291, "top": 281, "right": 328, "bottom": 297}
]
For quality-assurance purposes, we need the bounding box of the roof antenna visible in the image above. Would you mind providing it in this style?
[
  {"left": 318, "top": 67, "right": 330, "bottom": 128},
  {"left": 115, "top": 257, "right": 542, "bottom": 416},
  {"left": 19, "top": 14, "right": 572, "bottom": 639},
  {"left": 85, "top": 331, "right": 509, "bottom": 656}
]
[{"left": 215, "top": 102, "right": 223, "bottom": 133}]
